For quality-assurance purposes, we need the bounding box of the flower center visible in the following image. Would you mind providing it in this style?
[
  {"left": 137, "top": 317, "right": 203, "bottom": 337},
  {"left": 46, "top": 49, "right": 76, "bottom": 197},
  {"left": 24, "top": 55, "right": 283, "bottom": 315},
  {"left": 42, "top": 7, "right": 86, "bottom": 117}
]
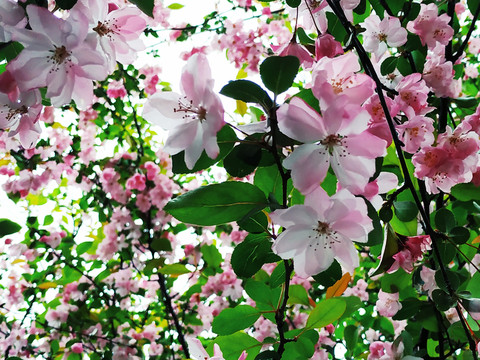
[
  {"left": 93, "top": 21, "right": 114, "bottom": 37},
  {"left": 5, "top": 105, "right": 28, "bottom": 123},
  {"left": 378, "top": 33, "right": 387, "bottom": 42},
  {"left": 315, "top": 221, "right": 331, "bottom": 235},
  {"left": 174, "top": 97, "right": 207, "bottom": 122},
  {"left": 51, "top": 45, "right": 71, "bottom": 65}
]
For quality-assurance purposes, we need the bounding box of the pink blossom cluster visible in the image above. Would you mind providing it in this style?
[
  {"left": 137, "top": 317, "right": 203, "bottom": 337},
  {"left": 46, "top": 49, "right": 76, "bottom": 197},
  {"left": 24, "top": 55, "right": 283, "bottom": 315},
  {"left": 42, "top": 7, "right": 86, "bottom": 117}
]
[
  {"left": 388, "top": 235, "right": 431, "bottom": 274},
  {"left": 0, "top": 0, "right": 146, "bottom": 147}
]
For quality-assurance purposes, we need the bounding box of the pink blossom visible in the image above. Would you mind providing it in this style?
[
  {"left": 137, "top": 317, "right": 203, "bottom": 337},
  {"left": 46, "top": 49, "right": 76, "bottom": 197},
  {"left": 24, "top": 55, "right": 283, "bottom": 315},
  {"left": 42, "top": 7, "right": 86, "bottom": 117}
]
[
  {"left": 312, "top": 51, "right": 375, "bottom": 108},
  {"left": 423, "top": 50, "right": 460, "bottom": 98},
  {"left": 364, "top": 94, "right": 399, "bottom": 146},
  {"left": 469, "top": 37, "right": 480, "bottom": 54},
  {"left": 271, "top": 187, "right": 372, "bottom": 278},
  {"left": 315, "top": 33, "right": 343, "bottom": 60},
  {"left": 273, "top": 39, "right": 314, "bottom": 69},
  {"left": 71, "top": 343, "right": 83, "bottom": 354},
  {"left": 0, "top": 88, "right": 42, "bottom": 148},
  {"left": 396, "top": 115, "right": 435, "bottom": 153},
  {"left": 376, "top": 290, "right": 401, "bottom": 317},
  {"left": 10, "top": 5, "right": 108, "bottom": 109},
  {"left": 107, "top": 80, "right": 127, "bottom": 99},
  {"left": 420, "top": 266, "right": 437, "bottom": 297},
  {"left": 278, "top": 96, "right": 386, "bottom": 194},
  {"left": 143, "top": 53, "right": 225, "bottom": 169},
  {"left": 0, "top": 0, "right": 27, "bottom": 43},
  {"left": 407, "top": 4, "right": 454, "bottom": 48},
  {"left": 395, "top": 73, "right": 432, "bottom": 118},
  {"left": 343, "top": 278, "right": 369, "bottom": 301},
  {"left": 71, "top": 0, "right": 147, "bottom": 71},
  {"left": 126, "top": 173, "right": 147, "bottom": 191},
  {"left": 361, "top": 13, "right": 407, "bottom": 57}
]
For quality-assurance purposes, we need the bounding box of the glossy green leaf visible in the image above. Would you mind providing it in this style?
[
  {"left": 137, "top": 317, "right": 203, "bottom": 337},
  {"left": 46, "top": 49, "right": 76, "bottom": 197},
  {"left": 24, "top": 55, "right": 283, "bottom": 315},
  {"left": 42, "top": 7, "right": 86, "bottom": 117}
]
[
  {"left": 306, "top": 298, "right": 346, "bottom": 329},
  {"left": 76, "top": 241, "right": 93, "bottom": 255},
  {"left": 212, "top": 305, "right": 260, "bottom": 335},
  {"left": 213, "top": 332, "right": 261, "bottom": 360},
  {"left": 393, "top": 201, "right": 418, "bottom": 222},
  {"left": 220, "top": 80, "right": 273, "bottom": 111},
  {"left": 380, "top": 56, "right": 398, "bottom": 75},
  {"left": 224, "top": 142, "right": 262, "bottom": 178},
  {"left": 286, "top": 0, "right": 301, "bottom": 7},
  {"left": 260, "top": 56, "right": 300, "bottom": 95},
  {"left": 201, "top": 244, "right": 222, "bottom": 268},
  {"left": 231, "top": 234, "right": 280, "bottom": 278},
  {"left": 164, "top": 181, "right": 268, "bottom": 226},
  {"left": 128, "top": 0, "right": 154, "bottom": 17},
  {"left": 312, "top": 260, "right": 342, "bottom": 287},
  {"left": 158, "top": 263, "right": 191, "bottom": 275},
  {"left": 449, "top": 226, "right": 470, "bottom": 245},
  {"left": 255, "top": 351, "right": 280, "bottom": 360},
  {"left": 151, "top": 237, "right": 173, "bottom": 252},
  {"left": 434, "top": 208, "right": 456, "bottom": 233},
  {"left": 0, "top": 219, "right": 21, "bottom": 237},
  {"left": 287, "top": 284, "right": 311, "bottom": 306},
  {"left": 451, "top": 183, "right": 480, "bottom": 201},
  {"left": 244, "top": 280, "right": 281, "bottom": 308}
]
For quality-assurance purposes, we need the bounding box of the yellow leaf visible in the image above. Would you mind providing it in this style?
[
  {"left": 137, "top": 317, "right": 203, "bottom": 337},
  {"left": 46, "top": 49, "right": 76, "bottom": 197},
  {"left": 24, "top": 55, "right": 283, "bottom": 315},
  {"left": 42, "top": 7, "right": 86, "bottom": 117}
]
[
  {"left": 472, "top": 235, "right": 480, "bottom": 244},
  {"left": 236, "top": 67, "right": 248, "bottom": 79},
  {"left": 0, "top": 158, "right": 10, "bottom": 166},
  {"left": 236, "top": 100, "right": 248, "bottom": 116},
  {"left": 11, "top": 259, "right": 25, "bottom": 265},
  {"left": 38, "top": 282, "right": 57, "bottom": 289},
  {"left": 326, "top": 272, "right": 351, "bottom": 299}
]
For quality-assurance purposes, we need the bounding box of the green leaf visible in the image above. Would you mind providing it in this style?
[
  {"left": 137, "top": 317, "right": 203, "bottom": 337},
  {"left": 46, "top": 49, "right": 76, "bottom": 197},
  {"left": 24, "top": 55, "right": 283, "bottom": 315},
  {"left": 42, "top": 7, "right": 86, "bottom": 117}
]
[
  {"left": 164, "top": 181, "right": 268, "bottom": 226},
  {"left": 306, "top": 298, "right": 346, "bottom": 329},
  {"left": 237, "top": 210, "right": 268, "bottom": 234},
  {"left": 212, "top": 305, "right": 260, "bottom": 335},
  {"left": 312, "top": 260, "right": 342, "bottom": 288},
  {"left": 55, "top": 0, "right": 77, "bottom": 10},
  {"left": 128, "top": 0, "right": 154, "bottom": 17},
  {"left": 172, "top": 125, "right": 237, "bottom": 174},
  {"left": 214, "top": 332, "right": 261, "bottom": 360},
  {"left": 231, "top": 234, "right": 280, "bottom": 278},
  {"left": 220, "top": 80, "right": 273, "bottom": 112},
  {"left": 76, "top": 242, "right": 93, "bottom": 255},
  {"left": 43, "top": 215, "right": 54, "bottom": 226},
  {"left": 326, "top": 11, "right": 348, "bottom": 43},
  {"left": 0, "top": 219, "right": 21, "bottom": 237},
  {"left": 286, "top": 0, "right": 301, "bottom": 7},
  {"left": 287, "top": 284, "right": 311, "bottom": 306},
  {"left": 158, "top": 263, "right": 191, "bottom": 275},
  {"left": 344, "top": 325, "right": 359, "bottom": 351},
  {"left": 468, "top": 0, "right": 480, "bottom": 14},
  {"left": 270, "top": 261, "right": 286, "bottom": 288},
  {"left": 260, "top": 56, "right": 300, "bottom": 95},
  {"left": 370, "top": 223, "right": 399, "bottom": 276},
  {"left": 449, "top": 226, "right": 470, "bottom": 245},
  {"left": 151, "top": 237, "right": 173, "bottom": 252},
  {"left": 224, "top": 142, "right": 262, "bottom": 178},
  {"left": 451, "top": 183, "right": 480, "bottom": 201},
  {"left": 244, "top": 280, "right": 281, "bottom": 308},
  {"left": 434, "top": 208, "right": 456, "bottom": 233},
  {"left": 167, "top": 3, "right": 184, "bottom": 9},
  {"left": 296, "top": 27, "right": 315, "bottom": 45},
  {"left": 432, "top": 289, "right": 457, "bottom": 311},
  {"left": 385, "top": 0, "right": 406, "bottom": 15},
  {"left": 393, "top": 201, "right": 418, "bottom": 222},
  {"left": 380, "top": 56, "right": 398, "bottom": 75},
  {"left": 201, "top": 244, "right": 222, "bottom": 268}
]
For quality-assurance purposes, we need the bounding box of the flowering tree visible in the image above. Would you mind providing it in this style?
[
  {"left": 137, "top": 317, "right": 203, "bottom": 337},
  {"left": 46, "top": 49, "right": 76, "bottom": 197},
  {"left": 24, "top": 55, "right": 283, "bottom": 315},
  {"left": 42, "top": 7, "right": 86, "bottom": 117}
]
[{"left": 2, "top": 0, "right": 480, "bottom": 359}]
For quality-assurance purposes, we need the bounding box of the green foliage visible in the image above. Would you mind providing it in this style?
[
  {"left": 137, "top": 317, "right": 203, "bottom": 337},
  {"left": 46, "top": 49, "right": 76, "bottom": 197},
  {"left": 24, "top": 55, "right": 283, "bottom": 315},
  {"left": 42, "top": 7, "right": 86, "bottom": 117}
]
[
  {"left": 0, "top": 219, "right": 21, "bottom": 237},
  {"left": 212, "top": 305, "right": 261, "bottom": 335},
  {"left": 164, "top": 181, "right": 268, "bottom": 225},
  {"left": 259, "top": 56, "right": 300, "bottom": 96}
]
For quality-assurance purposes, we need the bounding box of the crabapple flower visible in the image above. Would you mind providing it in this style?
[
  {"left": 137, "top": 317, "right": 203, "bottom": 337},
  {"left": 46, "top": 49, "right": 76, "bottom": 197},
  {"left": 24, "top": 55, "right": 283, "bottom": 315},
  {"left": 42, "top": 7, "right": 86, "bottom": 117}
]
[
  {"left": 376, "top": 290, "right": 401, "bottom": 317},
  {"left": 0, "top": 88, "right": 42, "bottom": 149},
  {"left": 361, "top": 13, "right": 407, "bottom": 58},
  {"left": 142, "top": 53, "right": 225, "bottom": 169},
  {"left": 407, "top": 3, "right": 453, "bottom": 48},
  {"left": 10, "top": 5, "right": 108, "bottom": 109},
  {"left": 312, "top": 51, "right": 376, "bottom": 108},
  {"left": 71, "top": 0, "right": 147, "bottom": 72},
  {"left": 0, "top": 0, "right": 26, "bottom": 43},
  {"left": 396, "top": 115, "right": 435, "bottom": 154},
  {"left": 278, "top": 96, "right": 387, "bottom": 194},
  {"left": 270, "top": 187, "right": 372, "bottom": 278}
]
